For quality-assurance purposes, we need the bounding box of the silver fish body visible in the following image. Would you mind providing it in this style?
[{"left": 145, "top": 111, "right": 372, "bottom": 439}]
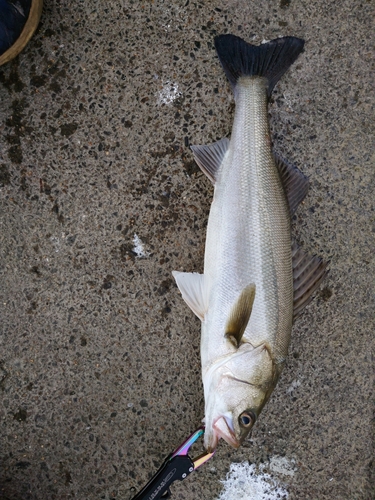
[
  {"left": 201, "top": 76, "right": 292, "bottom": 449},
  {"left": 202, "top": 76, "right": 293, "bottom": 368},
  {"left": 173, "top": 35, "right": 327, "bottom": 451}
]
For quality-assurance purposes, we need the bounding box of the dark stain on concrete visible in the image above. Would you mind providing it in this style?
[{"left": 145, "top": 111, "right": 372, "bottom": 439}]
[
  {"left": 0, "top": 164, "right": 11, "bottom": 185},
  {"left": 30, "top": 74, "right": 48, "bottom": 88},
  {"left": 0, "top": 60, "right": 25, "bottom": 92},
  {"left": 60, "top": 123, "right": 78, "bottom": 136},
  {"left": 13, "top": 409, "right": 27, "bottom": 422}
]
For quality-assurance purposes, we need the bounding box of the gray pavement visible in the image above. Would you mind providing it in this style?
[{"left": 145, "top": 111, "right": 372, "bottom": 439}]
[{"left": 0, "top": 1, "right": 374, "bottom": 499}]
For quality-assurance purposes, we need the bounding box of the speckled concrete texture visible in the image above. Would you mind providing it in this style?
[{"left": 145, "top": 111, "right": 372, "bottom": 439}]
[{"left": 0, "top": 1, "right": 373, "bottom": 499}]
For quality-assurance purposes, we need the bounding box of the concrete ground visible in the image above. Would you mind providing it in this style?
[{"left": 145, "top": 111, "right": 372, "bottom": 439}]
[{"left": 0, "top": 1, "right": 373, "bottom": 499}]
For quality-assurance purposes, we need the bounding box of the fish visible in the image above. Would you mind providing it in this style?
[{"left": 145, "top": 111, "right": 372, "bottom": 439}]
[{"left": 172, "top": 34, "right": 328, "bottom": 451}]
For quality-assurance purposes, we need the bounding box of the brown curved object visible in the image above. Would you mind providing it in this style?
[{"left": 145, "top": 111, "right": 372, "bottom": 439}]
[{"left": 0, "top": 0, "right": 44, "bottom": 66}]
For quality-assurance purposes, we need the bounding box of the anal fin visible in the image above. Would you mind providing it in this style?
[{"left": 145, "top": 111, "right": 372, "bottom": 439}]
[
  {"left": 274, "top": 153, "right": 309, "bottom": 215},
  {"left": 292, "top": 242, "right": 329, "bottom": 318},
  {"left": 191, "top": 138, "right": 229, "bottom": 185}
]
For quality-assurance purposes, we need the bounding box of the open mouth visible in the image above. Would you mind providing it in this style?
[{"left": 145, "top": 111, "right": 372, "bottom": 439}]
[{"left": 213, "top": 416, "right": 240, "bottom": 448}]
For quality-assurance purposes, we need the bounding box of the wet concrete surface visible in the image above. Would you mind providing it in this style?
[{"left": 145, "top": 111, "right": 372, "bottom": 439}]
[{"left": 0, "top": 1, "right": 373, "bottom": 499}]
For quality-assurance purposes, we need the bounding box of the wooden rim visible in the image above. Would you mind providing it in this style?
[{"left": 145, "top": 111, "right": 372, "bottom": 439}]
[{"left": 0, "top": 0, "right": 44, "bottom": 66}]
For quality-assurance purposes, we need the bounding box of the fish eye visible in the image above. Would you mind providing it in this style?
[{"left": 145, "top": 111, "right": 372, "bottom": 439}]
[{"left": 239, "top": 411, "right": 256, "bottom": 428}]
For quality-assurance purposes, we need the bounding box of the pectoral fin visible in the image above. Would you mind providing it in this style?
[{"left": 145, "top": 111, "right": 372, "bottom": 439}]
[
  {"left": 225, "top": 284, "right": 256, "bottom": 347},
  {"left": 172, "top": 271, "right": 208, "bottom": 321}
]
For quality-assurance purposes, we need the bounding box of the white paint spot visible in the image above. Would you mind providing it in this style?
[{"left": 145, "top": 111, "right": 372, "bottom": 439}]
[
  {"left": 286, "top": 379, "right": 301, "bottom": 394},
  {"left": 216, "top": 461, "right": 290, "bottom": 500},
  {"left": 132, "top": 234, "right": 149, "bottom": 258},
  {"left": 50, "top": 235, "right": 61, "bottom": 253},
  {"left": 269, "top": 456, "right": 296, "bottom": 477},
  {"left": 158, "top": 81, "right": 182, "bottom": 105},
  {"left": 282, "top": 92, "right": 295, "bottom": 110},
  {"left": 49, "top": 233, "right": 68, "bottom": 253}
]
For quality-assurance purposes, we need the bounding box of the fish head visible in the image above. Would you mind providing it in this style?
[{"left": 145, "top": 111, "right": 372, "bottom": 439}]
[{"left": 203, "top": 343, "right": 280, "bottom": 451}]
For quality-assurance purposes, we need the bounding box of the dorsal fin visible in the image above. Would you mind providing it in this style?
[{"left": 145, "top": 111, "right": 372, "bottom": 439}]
[
  {"left": 191, "top": 138, "right": 229, "bottom": 185},
  {"left": 172, "top": 271, "right": 208, "bottom": 321},
  {"left": 274, "top": 154, "right": 309, "bottom": 215},
  {"left": 225, "top": 284, "right": 256, "bottom": 347},
  {"left": 292, "top": 242, "right": 329, "bottom": 319}
]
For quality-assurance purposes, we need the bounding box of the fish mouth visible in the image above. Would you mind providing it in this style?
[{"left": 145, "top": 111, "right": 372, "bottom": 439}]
[{"left": 213, "top": 416, "right": 240, "bottom": 449}]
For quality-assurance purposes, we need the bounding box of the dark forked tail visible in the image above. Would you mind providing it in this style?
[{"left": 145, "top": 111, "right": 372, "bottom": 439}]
[{"left": 214, "top": 34, "right": 305, "bottom": 97}]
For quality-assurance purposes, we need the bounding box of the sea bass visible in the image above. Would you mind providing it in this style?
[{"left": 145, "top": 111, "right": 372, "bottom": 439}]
[{"left": 173, "top": 35, "right": 327, "bottom": 451}]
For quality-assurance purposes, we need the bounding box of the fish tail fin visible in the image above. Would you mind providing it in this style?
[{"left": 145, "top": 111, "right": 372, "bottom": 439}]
[{"left": 214, "top": 34, "right": 305, "bottom": 97}]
